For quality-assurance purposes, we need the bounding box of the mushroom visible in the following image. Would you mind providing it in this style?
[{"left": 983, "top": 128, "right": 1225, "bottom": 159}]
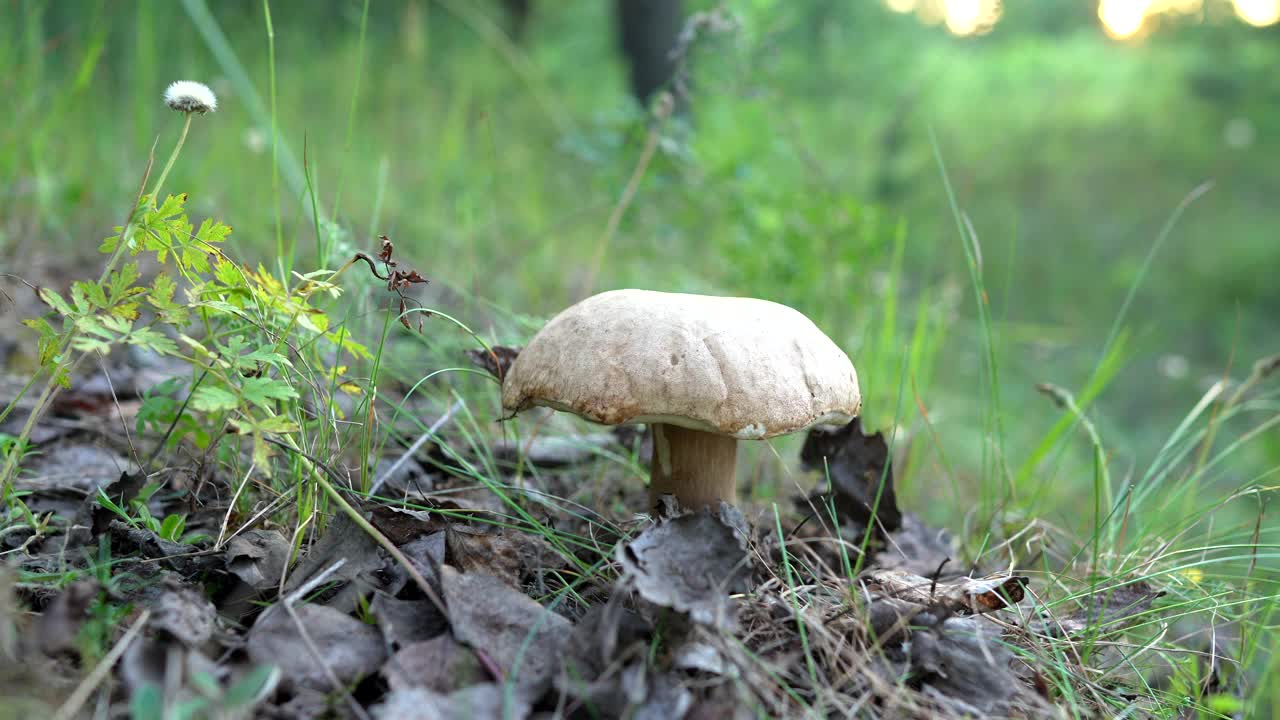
[{"left": 500, "top": 289, "right": 861, "bottom": 511}]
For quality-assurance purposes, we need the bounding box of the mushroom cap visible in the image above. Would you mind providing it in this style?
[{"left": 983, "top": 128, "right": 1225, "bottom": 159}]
[{"left": 501, "top": 289, "right": 861, "bottom": 439}]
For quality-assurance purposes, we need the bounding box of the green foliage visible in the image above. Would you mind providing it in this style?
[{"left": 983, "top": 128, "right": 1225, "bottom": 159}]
[
  {"left": 77, "top": 537, "right": 137, "bottom": 664},
  {"left": 95, "top": 483, "right": 209, "bottom": 545},
  {"left": 10, "top": 192, "right": 371, "bottom": 486},
  {"left": 130, "top": 666, "right": 280, "bottom": 720},
  {"left": 0, "top": 434, "right": 33, "bottom": 464},
  {"left": 136, "top": 377, "right": 212, "bottom": 450}
]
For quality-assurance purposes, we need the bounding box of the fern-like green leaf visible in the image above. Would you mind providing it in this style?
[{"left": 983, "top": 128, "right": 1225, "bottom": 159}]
[
  {"left": 241, "top": 377, "right": 299, "bottom": 410},
  {"left": 190, "top": 385, "right": 238, "bottom": 413}
]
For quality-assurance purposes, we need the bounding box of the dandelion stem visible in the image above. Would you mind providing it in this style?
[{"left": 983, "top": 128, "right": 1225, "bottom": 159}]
[
  {"left": 149, "top": 113, "right": 194, "bottom": 206},
  {"left": 97, "top": 111, "right": 193, "bottom": 286}
]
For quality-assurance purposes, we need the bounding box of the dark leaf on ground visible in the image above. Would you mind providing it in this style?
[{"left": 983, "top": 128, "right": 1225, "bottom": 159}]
[
  {"left": 85, "top": 468, "right": 148, "bottom": 539},
  {"left": 800, "top": 417, "right": 902, "bottom": 534},
  {"left": 685, "top": 691, "right": 758, "bottom": 720},
  {"left": 557, "top": 656, "right": 694, "bottom": 720},
  {"left": 399, "top": 527, "right": 450, "bottom": 594},
  {"left": 906, "top": 615, "right": 1044, "bottom": 716},
  {"left": 371, "top": 592, "right": 447, "bottom": 650},
  {"left": 369, "top": 506, "right": 448, "bottom": 546},
  {"left": 672, "top": 637, "right": 735, "bottom": 677},
  {"left": 863, "top": 593, "right": 1051, "bottom": 717},
  {"left": 866, "top": 594, "right": 939, "bottom": 644},
  {"left": 108, "top": 520, "right": 217, "bottom": 575},
  {"left": 441, "top": 566, "right": 570, "bottom": 699},
  {"left": 623, "top": 664, "right": 695, "bottom": 720},
  {"left": 270, "top": 686, "right": 354, "bottom": 720},
  {"left": 246, "top": 603, "right": 386, "bottom": 692},
  {"left": 556, "top": 599, "right": 654, "bottom": 710},
  {"left": 220, "top": 529, "right": 292, "bottom": 621},
  {"left": 446, "top": 525, "right": 555, "bottom": 589},
  {"left": 618, "top": 504, "right": 750, "bottom": 629},
  {"left": 120, "top": 637, "right": 224, "bottom": 703},
  {"left": 225, "top": 529, "right": 291, "bottom": 591},
  {"left": 283, "top": 513, "right": 390, "bottom": 613}
]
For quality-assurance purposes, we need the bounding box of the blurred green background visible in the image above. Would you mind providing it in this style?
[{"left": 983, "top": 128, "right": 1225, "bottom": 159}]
[{"left": 2, "top": 0, "right": 1278, "bottom": 530}]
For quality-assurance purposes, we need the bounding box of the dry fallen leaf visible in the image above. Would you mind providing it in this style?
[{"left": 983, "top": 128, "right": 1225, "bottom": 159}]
[
  {"left": 107, "top": 521, "right": 217, "bottom": 576},
  {"left": 34, "top": 580, "right": 98, "bottom": 658},
  {"left": 17, "top": 443, "right": 133, "bottom": 495},
  {"left": 446, "top": 525, "right": 553, "bottom": 589},
  {"left": 442, "top": 566, "right": 570, "bottom": 699},
  {"left": 225, "top": 529, "right": 291, "bottom": 591},
  {"left": 861, "top": 569, "right": 1029, "bottom": 614},
  {"left": 1031, "top": 581, "right": 1165, "bottom": 638},
  {"left": 381, "top": 634, "right": 486, "bottom": 693},
  {"left": 371, "top": 591, "right": 447, "bottom": 650},
  {"left": 246, "top": 603, "right": 386, "bottom": 692},
  {"left": 399, "top": 530, "right": 447, "bottom": 597},
  {"left": 873, "top": 512, "right": 958, "bottom": 577},
  {"left": 906, "top": 615, "right": 1035, "bottom": 716},
  {"left": 465, "top": 345, "right": 521, "bottom": 382},
  {"left": 862, "top": 594, "right": 1052, "bottom": 717},
  {"left": 375, "top": 683, "right": 530, "bottom": 720},
  {"left": 800, "top": 417, "right": 902, "bottom": 533},
  {"left": 149, "top": 584, "right": 217, "bottom": 647},
  {"left": 283, "top": 513, "right": 391, "bottom": 613},
  {"left": 618, "top": 505, "right": 750, "bottom": 629}
]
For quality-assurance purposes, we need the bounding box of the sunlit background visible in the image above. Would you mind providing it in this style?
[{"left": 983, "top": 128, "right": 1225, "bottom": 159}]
[{"left": 885, "top": 0, "right": 1279, "bottom": 36}]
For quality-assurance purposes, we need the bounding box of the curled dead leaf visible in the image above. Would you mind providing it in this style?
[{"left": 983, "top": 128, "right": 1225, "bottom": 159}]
[
  {"left": 800, "top": 417, "right": 902, "bottom": 534},
  {"left": 862, "top": 569, "right": 1029, "bottom": 614},
  {"left": 618, "top": 505, "right": 750, "bottom": 629},
  {"left": 465, "top": 345, "right": 520, "bottom": 382}
]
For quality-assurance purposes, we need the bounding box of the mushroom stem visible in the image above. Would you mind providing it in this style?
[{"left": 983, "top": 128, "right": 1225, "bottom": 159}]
[{"left": 648, "top": 423, "right": 738, "bottom": 512}]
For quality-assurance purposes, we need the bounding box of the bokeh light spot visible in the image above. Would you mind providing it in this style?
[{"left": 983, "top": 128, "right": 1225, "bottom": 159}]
[
  {"left": 1233, "top": 0, "right": 1280, "bottom": 25},
  {"left": 1099, "top": 0, "right": 1150, "bottom": 38}
]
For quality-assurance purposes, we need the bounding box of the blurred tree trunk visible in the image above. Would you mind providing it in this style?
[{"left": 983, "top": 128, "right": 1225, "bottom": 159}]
[
  {"left": 500, "top": 0, "right": 532, "bottom": 41},
  {"left": 615, "top": 0, "right": 684, "bottom": 108},
  {"left": 504, "top": 0, "right": 686, "bottom": 110}
]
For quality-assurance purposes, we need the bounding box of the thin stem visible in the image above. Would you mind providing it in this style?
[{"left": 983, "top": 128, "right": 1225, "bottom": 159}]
[
  {"left": 265, "top": 436, "right": 448, "bottom": 617},
  {"left": 581, "top": 94, "right": 673, "bottom": 297},
  {"left": 51, "top": 610, "right": 152, "bottom": 720},
  {"left": 148, "top": 113, "right": 193, "bottom": 206},
  {"left": 263, "top": 0, "right": 285, "bottom": 273}
]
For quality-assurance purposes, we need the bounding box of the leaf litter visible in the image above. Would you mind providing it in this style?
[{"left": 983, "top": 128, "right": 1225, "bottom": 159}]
[
  {"left": 0, "top": 338, "right": 1252, "bottom": 719},
  {"left": 618, "top": 503, "right": 751, "bottom": 629}
]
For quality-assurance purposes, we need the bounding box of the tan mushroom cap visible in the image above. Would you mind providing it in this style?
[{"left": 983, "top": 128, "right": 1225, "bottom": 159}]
[{"left": 501, "top": 289, "right": 861, "bottom": 439}]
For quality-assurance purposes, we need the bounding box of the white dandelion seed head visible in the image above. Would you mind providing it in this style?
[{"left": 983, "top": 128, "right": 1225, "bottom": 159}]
[{"left": 164, "top": 81, "right": 217, "bottom": 114}]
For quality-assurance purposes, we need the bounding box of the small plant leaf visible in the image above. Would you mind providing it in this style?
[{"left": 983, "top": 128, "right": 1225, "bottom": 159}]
[
  {"left": 191, "top": 385, "right": 238, "bottom": 413},
  {"left": 38, "top": 286, "right": 74, "bottom": 317},
  {"left": 241, "top": 377, "right": 299, "bottom": 410},
  {"left": 222, "top": 664, "right": 281, "bottom": 708}
]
